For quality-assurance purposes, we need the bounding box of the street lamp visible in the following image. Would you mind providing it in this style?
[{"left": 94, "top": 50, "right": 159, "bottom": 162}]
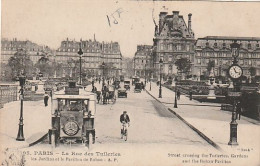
[
  {"left": 101, "top": 62, "right": 105, "bottom": 104},
  {"left": 150, "top": 72, "right": 152, "bottom": 91},
  {"left": 145, "top": 63, "right": 147, "bottom": 86},
  {"left": 227, "top": 40, "right": 243, "bottom": 146},
  {"left": 78, "top": 42, "right": 83, "bottom": 85},
  {"left": 174, "top": 77, "right": 178, "bottom": 108},
  {"left": 16, "top": 72, "right": 26, "bottom": 141},
  {"left": 159, "top": 58, "right": 163, "bottom": 98}
]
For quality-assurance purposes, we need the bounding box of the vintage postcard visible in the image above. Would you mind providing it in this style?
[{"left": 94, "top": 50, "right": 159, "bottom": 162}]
[{"left": 0, "top": 0, "right": 260, "bottom": 166}]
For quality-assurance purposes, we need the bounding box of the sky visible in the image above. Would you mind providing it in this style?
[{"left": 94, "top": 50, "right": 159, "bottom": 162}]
[{"left": 2, "top": 0, "right": 260, "bottom": 58}]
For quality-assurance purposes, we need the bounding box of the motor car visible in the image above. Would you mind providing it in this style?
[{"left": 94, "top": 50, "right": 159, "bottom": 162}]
[
  {"left": 134, "top": 82, "right": 142, "bottom": 93},
  {"left": 118, "top": 88, "right": 127, "bottom": 98},
  {"left": 124, "top": 81, "right": 130, "bottom": 90},
  {"left": 49, "top": 81, "right": 96, "bottom": 148}
]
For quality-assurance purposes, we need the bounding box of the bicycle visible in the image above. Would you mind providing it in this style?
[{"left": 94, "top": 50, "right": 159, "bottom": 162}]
[{"left": 121, "top": 122, "right": 129, "bottom": 141}]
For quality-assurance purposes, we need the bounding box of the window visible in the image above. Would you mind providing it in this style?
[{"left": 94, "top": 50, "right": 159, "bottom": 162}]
[
  {"left": 249, "top": 60, "right": 252, "bottom": 65},
  {"left": 197, "top": 59, "right": 201, "bottom": 64},
  {"left": 168, "top": 44, "right": 172, "bottom": 50},
  {"left": 223, "top": 43, "right": 226, "bottom": 48},
  {"left": 186, "top": 45, "right": 190, "bottom": 51},
  {"left": 256, "top": 43, "right": 259, "bottom": 48},
  {"left": 206, "top": 42, "right": 209, "bottom": 47},
  {"left": 214, "top": 42, "right": 217, "bottom": 47},
  {"left": 160, "top": 44, "right": 164, "bottom": 50},
  {"left": 177, "top": 45, "right": 181, "bottom": 51},
  {"left": 248, "top": 43, "right": 251, "bottom": 49}
]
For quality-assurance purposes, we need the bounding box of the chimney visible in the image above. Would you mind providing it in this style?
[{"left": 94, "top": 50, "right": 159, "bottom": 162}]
[
  {"left": 172, "top": 11, "right": 179, "bottom": 17},
  {"left": 188, "top": 13, "right": 192, "bottom": 32},
  {"left": 172, "top": 11, "right": 179, "bottom": 27},
  {"left": 159, "top": 12, "right": 168, "bottom": 32}
]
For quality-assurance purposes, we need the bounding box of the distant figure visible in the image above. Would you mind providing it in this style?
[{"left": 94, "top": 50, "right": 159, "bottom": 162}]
[
  {"left": 189, "top": 91, "right": 192, "bottom": 100},
  {"left": 99, "top": 78, "right": 101, "bottom": 84},
  {"left": 177, "top": 90, "right": 181, "bottom": 100},
  {"left": 157, "top": 81, "right": 159, "bottom": 86},
  {"left": 236, "top": 101, "right": 242, "bottom": 120},
  {"left": 108, "top": 80, "right": 110, "bottom": 85},
  {"left": 141, "top": 82, "right": 144, "bottom": 90},
  {"left": 92, "top": 80, "right": 94, "bottom": 87},
  {"left": 43, "top": 92, "right": 49, "bottom": 107}
]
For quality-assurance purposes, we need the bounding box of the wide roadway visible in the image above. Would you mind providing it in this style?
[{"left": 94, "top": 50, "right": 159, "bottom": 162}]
[{"left": 24, "top": 82, "right": 215, "bottom": 166}]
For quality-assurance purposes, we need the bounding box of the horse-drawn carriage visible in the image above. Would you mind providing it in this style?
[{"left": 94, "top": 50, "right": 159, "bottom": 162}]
[
  {"left": 96, "top": 85, "right": 116, "bottom": 104},
  {"left": 49, "top": 81, "right": 96, "bottom": 148}
]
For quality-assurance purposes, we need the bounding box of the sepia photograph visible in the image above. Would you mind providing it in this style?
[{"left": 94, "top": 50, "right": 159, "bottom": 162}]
[{"left": 0, "top": 0, "right": 260, "bottom": 165}]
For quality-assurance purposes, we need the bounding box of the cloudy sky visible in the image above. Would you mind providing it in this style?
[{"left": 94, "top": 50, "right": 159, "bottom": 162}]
[{"left": 2, "top": 0, "right": 260, "bottom": 58}]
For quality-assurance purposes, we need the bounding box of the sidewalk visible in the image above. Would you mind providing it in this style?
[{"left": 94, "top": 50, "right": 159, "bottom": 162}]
[
  {"left": 0, "top": 99, "right": 51, "bottom": 149},
  {"left": 146, "top": 82, "right": 260, "bottom": 153}
]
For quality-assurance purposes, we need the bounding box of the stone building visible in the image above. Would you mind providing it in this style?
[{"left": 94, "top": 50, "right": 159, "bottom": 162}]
[
  {"left": 122, "top": 57, "right": 134, "bottom": 78},
  {"left": 133, "top": 45, "right": 153, "bottom": 78},
  {"left": 55, "top": 38, "right": 122, "bottom": 77},
  {"left": 152, "top": 11, "right": 196, "bottom": 78},
  {"left": 195, "top": 36, "right": 260, "bottom": 77},
  {"left": 1, "top": 38, "right": 52, "bottom": 64}
]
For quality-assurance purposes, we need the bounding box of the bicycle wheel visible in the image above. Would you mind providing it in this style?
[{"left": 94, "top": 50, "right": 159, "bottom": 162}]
[{"left": 124, "top": 129, "right": 127, "bottom": 141}]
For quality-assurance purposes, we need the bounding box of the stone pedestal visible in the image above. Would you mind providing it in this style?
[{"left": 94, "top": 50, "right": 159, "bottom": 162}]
[
  {"left": 36, "top": 81, "right": 45, "bottom": 94},
  {"left": 207, "top": 84, "right": 216, "bottom": 99}
]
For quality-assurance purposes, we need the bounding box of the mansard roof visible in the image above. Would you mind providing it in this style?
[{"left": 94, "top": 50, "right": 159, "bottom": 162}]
[
  {"left": 157, "top": 11, "right": 194, "bottom": 39},
  {"left": 196, "top": 36, "right": 260, "bottom": 52}
]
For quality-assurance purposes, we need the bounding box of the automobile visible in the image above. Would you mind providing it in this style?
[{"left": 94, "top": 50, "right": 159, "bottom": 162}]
[
  {"left": 118, "top": 88, "right": 127, "bottom": 98},
  {"left": 132, "top": 76, "right": 140, "bottom": 85},
  {"left": 49, "top": 81, "right": 96, "bottom": 148},
  {"left": 134, "top": 82, "right": 142, "bottom": 93},
  {"left": 124, "top": 81, "right": 130, "bottom": 90}
]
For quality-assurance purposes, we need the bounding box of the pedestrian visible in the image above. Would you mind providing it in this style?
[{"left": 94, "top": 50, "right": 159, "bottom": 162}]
[
  {"left": 43, "top": 92, "right": 49, "bottom": 107},
  {"left": 177, "top": 90, "right": 181, "bottom": 100},
  {"left": 236, "top": 101, "right": 242, "bottom": 120},
  {"left": 189, "top": 90, "right": 192, "bottom": 100}
]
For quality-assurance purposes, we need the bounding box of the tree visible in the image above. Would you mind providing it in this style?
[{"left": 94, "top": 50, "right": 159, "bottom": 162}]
[
  {"left": 249, "top": 67, "right": 256, "bottom": 77},
  {"left": 8, "top": 49, "right": 34, "bottom": 79},
  {"left": 207, "top": 60, "right": 215, "bottom": 75},
  {"left": 67, "top": 58, "right": 80, "bottom": 78},
  {"left": 35, "top": 56, "right": 53, "bottom": 77},
  {"left": 174, "top": 58, "right": 192, "bottom": 79}
]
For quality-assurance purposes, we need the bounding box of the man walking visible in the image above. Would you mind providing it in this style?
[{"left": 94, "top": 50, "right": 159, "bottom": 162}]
[{"left": 43, "top": 92, "right": 49, "bottom": 107}]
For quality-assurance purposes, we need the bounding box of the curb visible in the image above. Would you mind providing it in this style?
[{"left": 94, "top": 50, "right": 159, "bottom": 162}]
[
  {"left": 29, "top": 133, "right": 48, "bottom": 147},
  {"left": 145, "top": 89, "right": 222, "bottom": 151}
]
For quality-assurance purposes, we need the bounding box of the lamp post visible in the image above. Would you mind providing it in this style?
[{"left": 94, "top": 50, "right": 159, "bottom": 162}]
[
  {"left": 145, "top": 63, "right": 147, "bottom": 86},
  {"left": 228, "top": 40, "right": 243, "bottom": 146},
  {"left": 174, "top": 78, "right": 178, "bottom": 108},
  {"left": 159, "top": 59, "right": 163, "bottom": 98},
  {"left": 16, "top": 72, "right": 26, "bottom": 141},
  {"left": 150, "top": 72, "right": 152, "bottom": 91},
  {"left": 78, "top": 43, "right": 83, "bottom": 85},
  {"left": 101, "top": 62, "right": 105, "bottom": 104}
]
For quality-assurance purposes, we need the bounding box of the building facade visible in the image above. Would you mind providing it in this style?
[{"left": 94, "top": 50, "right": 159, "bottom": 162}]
[
  {"left": 55, "top": 38, "right": 122, "bottom": 78},
  {"left": 1, "top": 38, "right": 52, "bottom": 64},
  {"left": 122, "top": 57, "right": 134, "bottom": 78},
  {"left": 133, "top": 45, "right": 153, "bottom": 78},
  {"left": 152, "top": 11, "right": 196, "bottom": 78},
  {"left": 194, "top": 36, "right": 260, "bottom": 77}
]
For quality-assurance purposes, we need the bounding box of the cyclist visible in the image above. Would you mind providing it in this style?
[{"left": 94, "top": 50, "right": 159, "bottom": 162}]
[{"left": 120, "top": 111, "right": 130, "bottom": 139}]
